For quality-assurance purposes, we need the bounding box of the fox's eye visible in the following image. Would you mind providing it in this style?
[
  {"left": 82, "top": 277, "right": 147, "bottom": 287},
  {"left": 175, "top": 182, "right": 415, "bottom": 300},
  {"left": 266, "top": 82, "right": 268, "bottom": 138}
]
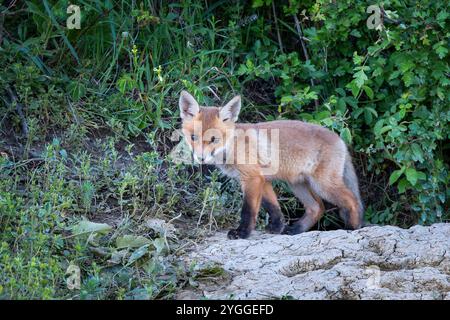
[
  {"left": 210, "top": 136, "right": 219, "bottom": 144},
  {"left": 191, "top": 134, "right": 198, "bottom": 141}
]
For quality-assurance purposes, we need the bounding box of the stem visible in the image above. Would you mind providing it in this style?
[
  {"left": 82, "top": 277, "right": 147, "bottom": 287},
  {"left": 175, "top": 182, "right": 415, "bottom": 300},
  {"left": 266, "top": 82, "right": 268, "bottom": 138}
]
[
  {"left": 272, "top": 2, "right": 283, "bottom": 53},
  {"left": 0, "top": 12, "right": 4, "bottom": 46},
  {"left": 6, "top": 86, "right": 28, "bottom": 137},
  {"left": 293, "top": 14, "right": 319, "bottom": 109}
]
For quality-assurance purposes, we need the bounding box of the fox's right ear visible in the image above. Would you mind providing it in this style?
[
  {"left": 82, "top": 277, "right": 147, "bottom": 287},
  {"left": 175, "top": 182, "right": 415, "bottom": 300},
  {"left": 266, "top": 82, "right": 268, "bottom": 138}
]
[
  {"left": 219, "top": 95, "right": 241, "bottom": 122},
  {"left": 179, "top": 91, "right": 199, "bottom": 120}
]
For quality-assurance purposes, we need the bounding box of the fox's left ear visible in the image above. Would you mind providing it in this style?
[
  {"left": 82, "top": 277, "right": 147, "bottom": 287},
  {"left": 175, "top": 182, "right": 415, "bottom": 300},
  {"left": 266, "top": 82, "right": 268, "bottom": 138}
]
[
  {"left": 219, "top": 95, "right": 241, "bottom": 122},
  {"left": 179, "top": 91, "right": 199, "bottom": 120}
]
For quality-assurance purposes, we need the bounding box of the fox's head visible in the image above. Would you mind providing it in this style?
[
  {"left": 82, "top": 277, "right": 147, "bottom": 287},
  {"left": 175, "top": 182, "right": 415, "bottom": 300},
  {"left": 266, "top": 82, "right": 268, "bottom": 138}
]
[{"left": 179, "top": 91, "right": 241, "bottom": 164}]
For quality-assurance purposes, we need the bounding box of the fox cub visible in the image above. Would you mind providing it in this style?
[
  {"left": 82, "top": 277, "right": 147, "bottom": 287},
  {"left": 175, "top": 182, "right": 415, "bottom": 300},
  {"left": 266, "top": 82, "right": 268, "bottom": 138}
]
[{"left": 179, "top": 91, "right": 364, "bottom": 239}]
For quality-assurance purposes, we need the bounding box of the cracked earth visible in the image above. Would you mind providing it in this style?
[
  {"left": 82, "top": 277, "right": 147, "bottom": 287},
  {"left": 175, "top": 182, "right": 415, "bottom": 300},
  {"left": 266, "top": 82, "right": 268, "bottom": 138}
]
[{"left": 178, "top": 224, "right": 450, "bottom": 300}]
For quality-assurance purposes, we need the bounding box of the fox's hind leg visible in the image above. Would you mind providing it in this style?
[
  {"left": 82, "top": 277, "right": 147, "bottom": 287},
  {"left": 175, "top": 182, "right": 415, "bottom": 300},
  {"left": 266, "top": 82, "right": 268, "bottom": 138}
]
[
  {"left": 331, "top": 184, "right": 362, "bottom": 229},
  {"left": 261, "top": 182, "right": 285, "bottom": 234},
  {"left": 339, "top": 208, "right": 362, "bottom": 229},
  {"left": 309, "top": 178, "right": 363, "bottom": 230},
  {"left": 338, "top": 209, "right": 351, "bottom": 228},
  {"left": 283, "top": 183, "right": 325, "bottom": 235}
]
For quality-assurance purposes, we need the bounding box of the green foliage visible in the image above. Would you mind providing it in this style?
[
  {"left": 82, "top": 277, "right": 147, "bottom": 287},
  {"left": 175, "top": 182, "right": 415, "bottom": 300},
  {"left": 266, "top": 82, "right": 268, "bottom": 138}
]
[
  {"left": 0, "top": 137, "right": 236, "bottom": 299},
  {"left": 237, "top": 0, "right": 449, "bottom": 224}
]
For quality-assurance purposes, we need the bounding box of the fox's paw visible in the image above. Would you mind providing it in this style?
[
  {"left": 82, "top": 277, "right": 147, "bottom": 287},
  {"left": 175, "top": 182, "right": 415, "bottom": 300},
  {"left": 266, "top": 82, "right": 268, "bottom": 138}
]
[
  {"left": 227, "top": 228, "right": 250, "bottom": 240},
  {"left": 265, "top": 220, "right": 285, "bottom": 234},
  {"left": 282, "top": 224, "right": 304, "bottom": 235}
]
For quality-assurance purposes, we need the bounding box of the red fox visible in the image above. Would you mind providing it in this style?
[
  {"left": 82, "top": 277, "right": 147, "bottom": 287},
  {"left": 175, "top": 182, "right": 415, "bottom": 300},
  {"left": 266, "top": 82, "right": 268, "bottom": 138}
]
[{"left": 179, "top": 91, "right": 364, "bottom": 239}]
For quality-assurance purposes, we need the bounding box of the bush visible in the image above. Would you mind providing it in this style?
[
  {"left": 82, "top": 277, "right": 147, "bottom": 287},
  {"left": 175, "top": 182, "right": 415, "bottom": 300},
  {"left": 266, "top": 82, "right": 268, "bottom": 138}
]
[{"left": 239, "top": 0, "right": 449, "bottom": 224}]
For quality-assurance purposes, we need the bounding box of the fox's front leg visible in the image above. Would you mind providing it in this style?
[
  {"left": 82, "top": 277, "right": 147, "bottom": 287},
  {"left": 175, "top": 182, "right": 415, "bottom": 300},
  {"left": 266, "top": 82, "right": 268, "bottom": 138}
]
[
  {"left": 261, "top": 182, "right": 285, "bottom": 234},
  {"left": 227, "top": 176, "right": 264, "bottom": 240}
]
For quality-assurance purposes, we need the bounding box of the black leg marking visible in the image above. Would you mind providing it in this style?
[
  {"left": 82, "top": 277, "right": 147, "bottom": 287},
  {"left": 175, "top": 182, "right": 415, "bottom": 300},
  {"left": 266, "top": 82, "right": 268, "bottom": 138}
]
[
  {"left": 227, "top": 198, "right": 254, "bottom": 239},
  {"left": 261, "top": 199, "right": 285, "bottom": 234},
  {"left": 339, "top": 208, "right": 352, "bottom": 229},
  {"left": 282, "top": 223, "right": 306, "bottom": 235}
]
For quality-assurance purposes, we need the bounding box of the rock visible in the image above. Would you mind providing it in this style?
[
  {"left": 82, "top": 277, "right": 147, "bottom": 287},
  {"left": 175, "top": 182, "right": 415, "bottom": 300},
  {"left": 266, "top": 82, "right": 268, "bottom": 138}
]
[{"left": 179, "top": 224, "right": 450, "bottom": 300}]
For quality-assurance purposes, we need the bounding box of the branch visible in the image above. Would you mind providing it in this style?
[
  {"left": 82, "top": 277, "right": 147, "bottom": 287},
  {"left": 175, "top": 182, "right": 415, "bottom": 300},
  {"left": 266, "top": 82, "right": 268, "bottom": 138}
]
[
  {"left": 0, "top": 12, "right": 3, "bottom": 47},
  {"left": 272, "top": 2, "right": 283, "bottom": 53},
  {"left": 293, "top": 14, "right": 320, "bottom": 109},
  {"left": 6, "top": 86, "right": 28, "bottom": 136}
]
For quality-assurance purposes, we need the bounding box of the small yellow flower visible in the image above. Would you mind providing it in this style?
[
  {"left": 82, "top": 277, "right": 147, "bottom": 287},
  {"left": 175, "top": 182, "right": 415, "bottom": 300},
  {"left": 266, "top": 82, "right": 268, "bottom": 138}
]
[
  {"left": 131, "top": 45, "right": 138, "bottom": 55},
  {"left": 153, "top": 65, "right": 163, "bottom": 82}
]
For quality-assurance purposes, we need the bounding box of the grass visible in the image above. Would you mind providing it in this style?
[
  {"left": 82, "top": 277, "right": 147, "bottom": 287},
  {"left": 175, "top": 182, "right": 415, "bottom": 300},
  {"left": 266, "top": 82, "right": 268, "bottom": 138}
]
[
  {"left": 0, "top": 2, "right": 250, "bottom": 299},
  {"left": 0, "top": 130, "right": 242, "bottom": 299}
]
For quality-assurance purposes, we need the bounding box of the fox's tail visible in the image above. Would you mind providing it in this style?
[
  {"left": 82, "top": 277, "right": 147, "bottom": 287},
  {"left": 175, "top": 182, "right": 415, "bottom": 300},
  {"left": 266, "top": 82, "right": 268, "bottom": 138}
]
[{"left": 343, "top": 153, "right": 364, "bottom": 223}]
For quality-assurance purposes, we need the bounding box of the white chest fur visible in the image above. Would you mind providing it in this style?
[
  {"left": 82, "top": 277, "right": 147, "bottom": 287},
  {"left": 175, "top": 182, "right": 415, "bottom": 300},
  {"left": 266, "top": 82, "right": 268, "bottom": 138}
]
[{"left": 216, "top": 164, "right": 240, "bottom": 179}]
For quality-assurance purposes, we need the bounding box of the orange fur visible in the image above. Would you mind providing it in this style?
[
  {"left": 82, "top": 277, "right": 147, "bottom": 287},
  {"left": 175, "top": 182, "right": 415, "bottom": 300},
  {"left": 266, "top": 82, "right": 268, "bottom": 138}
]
[{"left": 179, "top": 91, "right": 363, "bottom": 239}]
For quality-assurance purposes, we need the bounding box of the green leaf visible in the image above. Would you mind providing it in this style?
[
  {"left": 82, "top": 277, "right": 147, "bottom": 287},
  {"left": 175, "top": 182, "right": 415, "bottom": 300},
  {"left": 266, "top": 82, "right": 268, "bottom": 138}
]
[
  {"left": 364, "top": 109, "right": 373, "bottom": 124},
  {"left": 405, "top": 168, "right": 419, "bottom": 186},
  {"left": 315, "top": 110, "right": 331, "bottom": 121},
  {"left": 340, "top": 127, "right": 352, "bottom": 144},
  {"left": 437, "top": 11, "right": 448, "bottom": 22},
  {"left": 373, "top": 119, "right": 384, "bottom": 136},
  {"left": 116, "top": 235, "right": 152, "bottom": 249},
  {"left": 117, "top": 74, "right": 136, "bottom": 93},
  {"left": 365, "top": 107, "right": 378, "bottom": 118},
  {"left": 398, "top": 60, "right": 414, "bottom": 73},
  {"left": 127, "top": 245, "right": 150, "bottom": 265},
  {"left": 410, "top": 143, "right": 424, "bottom": 163},
  {"left": 436, "top": 87, "right": 445, "bottom": 100},
  {"left": 397, "top": 178, "right": 409, "bottom": 193},
  {"left": 354, "top": 70, "right": 368, "bottom": 88},
  {"left": 350, "top": 29, "right": 361, "bottom": 38},
  {"left": 353, "top": 108, "right": 364, "bottom": 119},
  {"left": 335, "top": 88, "right": 346, "bottom": 96},
  {"left": 153, "top": 238, "right": 166, "bottom": 254},
  {"left": 345, "top": 96, "right": 358, "bottom": 108},
  {"left": 362, "top": 86, "right": 374, "bottom": 99},
  {"left": 280, "top": 95, "right": 293, "bottom": 104},
  {"left": 433, "top": 41, "right": 448, "bottom": 59},
  {"left": 71, "top": 220, "right": 112, "bottom": 236},
  {"left": 337, "top": 98, "right": 346, "bottom": 112},
  {"left": 252, "top": 0, "right": 269, "bottom": 8},
  {"left": 346, "top": 81, "right": 360, "bottom": 97},
  {"left": 402, "top": 71, "right": 415, "bottom": 87},
  {"left": 416, "top": 171, "right": 426, "bottom": 181},
  {"left": 389, "top": 168, "right": 405, "bottom": 185},
  {"left": 67, "top": 82, "right": 86, "bottom": 101},
  {"left": 380, "top": 125, "right": 393, "bottom": 135},
  {"left": 435, "top": 46, "right": 448, "bottom": 59},
  {"left": 352, "top": 52, "right": 364, "bottom": 65},
  {"left": 388, "top": 70, "right": 402, "bottom": 81},
  {"left": 108, "top": 249, "right": 128, "bottom": 265}
]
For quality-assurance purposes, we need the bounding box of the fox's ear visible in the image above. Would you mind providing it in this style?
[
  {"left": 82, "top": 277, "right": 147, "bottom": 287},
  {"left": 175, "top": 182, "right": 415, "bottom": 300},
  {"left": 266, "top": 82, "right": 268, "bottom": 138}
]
[
  {"left": 219, "top": 95, "right": 241, "bottom": 122},
  {"left": 179, "top": 91, "right": 199, "bottom": 120}
]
